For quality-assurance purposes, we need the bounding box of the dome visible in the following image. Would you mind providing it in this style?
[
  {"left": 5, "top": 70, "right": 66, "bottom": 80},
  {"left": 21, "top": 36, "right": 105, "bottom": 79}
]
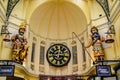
[{"left": 29, "top": 0, "right": 87, "bottom": 40}]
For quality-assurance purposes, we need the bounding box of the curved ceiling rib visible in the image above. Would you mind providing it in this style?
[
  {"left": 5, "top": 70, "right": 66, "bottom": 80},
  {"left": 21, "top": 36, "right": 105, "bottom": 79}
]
[{"left": 37, "top": 2, "right": 56, "bottom": 38}]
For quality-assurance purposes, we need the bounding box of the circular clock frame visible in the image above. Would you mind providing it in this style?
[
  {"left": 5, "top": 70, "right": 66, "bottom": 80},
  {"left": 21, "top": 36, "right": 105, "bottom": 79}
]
[{"left": 46, "top": 44, "right": 71, "bottom": 67}]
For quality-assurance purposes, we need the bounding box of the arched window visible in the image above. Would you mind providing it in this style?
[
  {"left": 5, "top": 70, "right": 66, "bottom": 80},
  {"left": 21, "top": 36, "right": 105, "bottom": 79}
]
[
  {"left": 31, "top": 37, "right": 37, "bottom": 70},
  {"left": 81, "top": 37, "right": 86, "bottom": 62},
  {"left": 39, "top": 41, "right": 45, "bottom": 65},
  {"left": 82, "top": 42, "right": 86, "bottom": 62},
  {"left": 71, "top": 41, "right": 78, "bottom": 65},
  {"left": 31, "top": 42, "right": 35, "bottom": 62},
  {"left": 31, "top": 37, "right": 37, "bottom": 62}
]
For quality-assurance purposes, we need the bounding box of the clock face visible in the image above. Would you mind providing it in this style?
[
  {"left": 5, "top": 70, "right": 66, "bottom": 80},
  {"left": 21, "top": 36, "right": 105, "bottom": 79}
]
[{"left": 46, "top": 44, "right": 71, "bottom": 67}]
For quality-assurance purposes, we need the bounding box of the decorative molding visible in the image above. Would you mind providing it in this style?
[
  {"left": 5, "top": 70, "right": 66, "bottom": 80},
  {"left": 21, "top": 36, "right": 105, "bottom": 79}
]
[
  {"left": 96, "top": 0, "right": 110, "bottom": 22},
  {"left": 109, "top": 0, "right": 118, "bottom": 11},
  {"left": 0, "top": 9, "right": 6, "bottom": 21},
  {"left": 110, "top": 1, "right": 120, "bottom": 23},
  {"left": 29, "top": 28, "right": 87, "bottom": 41},
  {"left": 91, "top": 15, "right": 106, "bottom": 21},
  {"left": 11, "top": 14, "right": 25, "bottom": 21},
  {"left": 9, "top": 21, "right": 19, "bottom": 27},
  {"left": 15, "top": 63, "right": 38, "bottom": 77},
  {"left": 39, "top": 66, "right": 44, "bottom": 73},
  {"left": 96, "top": 22, "right": 108, "bottom": 28},
  {"left": 72, "top": 66, "right": 78, "bottom": 72},
  {"left": 6, "top": 0, "right": 19, "bottom": 20},
  {"left": 0, "top": 0, "right": 6, "bottom": 12},
  {"left": 0, "top": 1, "right": 6, "bottom": 22}
]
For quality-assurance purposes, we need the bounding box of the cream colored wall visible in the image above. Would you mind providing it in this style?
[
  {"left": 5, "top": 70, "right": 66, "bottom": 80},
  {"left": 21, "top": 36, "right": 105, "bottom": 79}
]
[
  {"left": 0, "top": 0, "right": 6, "bottom": 58},
  {"left": 24, "top": 0, "right": 48, "bottom": 22},
  {"left": 114, "top": 16, "right": 120, "bottom": 59},
  {"left": 9, "top": 0, "right": 26, "bottom": 24},
  {"left": 69, "top": 0, "right": 91, "bottom": 24},
  {"left": 111, "top": 0, "right": 120, "bottom": 59},
  {"left": 104, "top": 0, "right": 120, "bottom": 60},
  {"left": 14, "top": 65, "right": 39, "bottom": 80},
  {"left": 0, "top": 0, "right": 12, "bottom": 60},
  {"left": 89, "top": 0, "right": 108, "bottom": 26}
]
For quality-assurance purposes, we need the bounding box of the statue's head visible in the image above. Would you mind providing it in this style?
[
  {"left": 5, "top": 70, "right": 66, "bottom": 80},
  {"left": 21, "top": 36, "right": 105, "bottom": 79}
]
[
  {"left": 91, "top": 26, "right": 98, "bottom": 34},
  {"left": 91, "top": 26, "right": 100, "bottom": 40},
  {"left": 19, "top": 22, "right": 26, "bottom": 35}
]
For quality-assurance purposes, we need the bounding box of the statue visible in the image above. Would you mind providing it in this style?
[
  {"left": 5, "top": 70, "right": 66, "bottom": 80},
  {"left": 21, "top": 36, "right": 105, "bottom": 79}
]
[
  {"left": 11, "top": 22, "right": 29, "bottom": 64},
  {"left": 85, "top": 26, "right": 105, "bottom": 62}
]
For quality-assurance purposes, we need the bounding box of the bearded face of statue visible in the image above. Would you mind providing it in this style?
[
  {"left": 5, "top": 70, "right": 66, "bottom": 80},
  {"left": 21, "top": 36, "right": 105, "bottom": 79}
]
[
  {"left": 19, "top": 28, "right": 25, "bottom": 36},
  {"left": 91, "top": 28, "right": 100, "bottom": 40},
  {"left": 92, "top": 32, "right": 100, "bottom": 40}
]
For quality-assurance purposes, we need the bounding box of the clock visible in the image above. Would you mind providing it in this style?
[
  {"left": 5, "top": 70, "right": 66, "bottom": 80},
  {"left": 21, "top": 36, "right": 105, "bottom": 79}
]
[{"left": 46, "top": 44, "right": 71, "bottom": 67}]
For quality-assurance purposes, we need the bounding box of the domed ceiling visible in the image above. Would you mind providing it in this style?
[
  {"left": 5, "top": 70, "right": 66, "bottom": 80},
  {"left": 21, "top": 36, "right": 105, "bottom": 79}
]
[{"left": 29, "top": 0, "right": 87, "bottom": 40}]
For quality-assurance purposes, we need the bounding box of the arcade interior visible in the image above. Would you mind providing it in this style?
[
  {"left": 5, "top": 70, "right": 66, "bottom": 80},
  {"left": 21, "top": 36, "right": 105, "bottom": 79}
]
[{"left": 0, "top": 0, "right": 120, "bottom": 80}]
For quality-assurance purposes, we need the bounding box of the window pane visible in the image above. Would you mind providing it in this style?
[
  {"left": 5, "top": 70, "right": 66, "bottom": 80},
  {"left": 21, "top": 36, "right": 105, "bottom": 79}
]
[
  {"left": 72, "top": 46, "right": 78, "bottom": 64},
  {"left": 82, "top": 43, "right": 86, "bottom": 62},
  {"left": 40, "top": 46, "right": 45, "bottom": 65},
  {"left": 31, "top": 43, "right": 35, "bottom": 62}
]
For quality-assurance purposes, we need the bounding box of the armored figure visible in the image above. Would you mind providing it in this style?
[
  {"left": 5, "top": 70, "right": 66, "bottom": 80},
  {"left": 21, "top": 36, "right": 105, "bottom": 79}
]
[{"left": 11, "top": 22, "right": 29, "bottom": 64}]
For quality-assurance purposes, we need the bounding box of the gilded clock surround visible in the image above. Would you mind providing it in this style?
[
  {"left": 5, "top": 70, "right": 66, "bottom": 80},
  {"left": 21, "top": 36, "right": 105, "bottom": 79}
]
[{"left": 46, "top": 44, "right": 71, "bottom": 67}]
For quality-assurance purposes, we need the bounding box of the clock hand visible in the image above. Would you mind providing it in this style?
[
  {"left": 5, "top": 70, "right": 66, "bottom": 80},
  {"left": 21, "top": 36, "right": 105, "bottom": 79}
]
[{"left": 57, "top": 49, "right": 61, "bottom": 58}]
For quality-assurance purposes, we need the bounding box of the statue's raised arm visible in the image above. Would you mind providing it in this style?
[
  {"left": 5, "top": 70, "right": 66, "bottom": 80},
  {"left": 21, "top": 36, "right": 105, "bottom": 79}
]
[{"left": 84, "top": 26, "right": 105, "bottom": 61}]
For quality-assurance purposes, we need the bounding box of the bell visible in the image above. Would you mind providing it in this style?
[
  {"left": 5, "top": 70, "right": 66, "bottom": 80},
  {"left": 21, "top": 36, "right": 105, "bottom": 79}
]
[
  {"left": 3, "top": 34, "right": 11, "bottom": 42},
  {"left": 105, "top": 34, "right": 114, "bottom": 43}
]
